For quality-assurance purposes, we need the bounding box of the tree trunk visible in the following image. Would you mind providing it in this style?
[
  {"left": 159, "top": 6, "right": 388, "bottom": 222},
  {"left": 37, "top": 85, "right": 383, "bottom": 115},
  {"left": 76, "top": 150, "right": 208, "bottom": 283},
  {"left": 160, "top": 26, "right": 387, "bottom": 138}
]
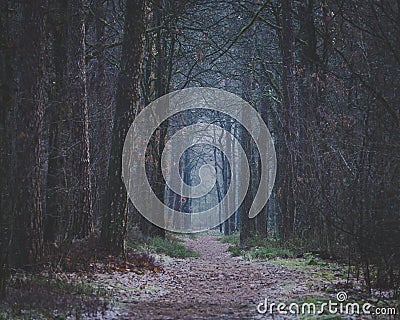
[
  {"left": 278, "top": 0, "right": 299, "bottom": 241},
  {"left": 139, "top": 0, "right": 167, "bottom": 239},
  {"left": 45, "top": 0, "right": 68, "bottom": 243},
  {"left": 66, "top": 0, "right": 93, "bottom": 239},
  {"left": 101, "top": 0, "right": 146, "bottom": 254},
  {"left": 240, "top": 76, "right": 255, "bottom": 245},
  {"left": 89, "top": 0, "right": 111, "bottom": 227},
  {"left": 0, "top": 0, "right": 14, "bottom": 293},
  {"left": 11, "top": 0, "right": 48, "bottom": 266}
]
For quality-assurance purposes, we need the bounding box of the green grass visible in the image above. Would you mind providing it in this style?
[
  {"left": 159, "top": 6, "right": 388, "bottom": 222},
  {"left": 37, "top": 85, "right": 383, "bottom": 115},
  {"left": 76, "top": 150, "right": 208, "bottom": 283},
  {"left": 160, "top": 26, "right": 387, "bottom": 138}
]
[
  {"left": 218, "top": 233, "right": 240, "bottom": 245},
  {"left": 228, "top": 244, "right": 294, "bottom": 260},
  {"left": 222, "top": 235, "right": 349, "bottom": 286},
  {"left": 225, "top": 235, "right": 296, "bottom": 260},
  {"left": 264, "top": 256, "right": 349, "bottom": 286},
  {"left": 136, "top": 236, "right": 199, "bottom": 258},
  {"left": 247, "top": 245, "right": 294, "bottom": 260},
  {"left": 290, "top": 296, "right": 347, "bottom": 320}
]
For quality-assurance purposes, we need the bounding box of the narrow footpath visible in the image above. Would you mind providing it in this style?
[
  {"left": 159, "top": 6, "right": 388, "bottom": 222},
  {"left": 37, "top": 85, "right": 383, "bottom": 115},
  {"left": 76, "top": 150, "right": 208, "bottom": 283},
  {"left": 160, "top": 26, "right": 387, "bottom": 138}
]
[{"left": 100, "top": 235, "right": 336, "bottom": 319}]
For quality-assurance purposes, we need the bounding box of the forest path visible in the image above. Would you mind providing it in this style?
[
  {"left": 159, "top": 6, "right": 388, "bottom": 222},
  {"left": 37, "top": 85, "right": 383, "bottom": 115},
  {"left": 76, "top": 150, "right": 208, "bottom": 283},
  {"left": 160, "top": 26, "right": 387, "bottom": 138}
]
[{"left": 111, "top": 235, "right": 321, "bottom": 319}]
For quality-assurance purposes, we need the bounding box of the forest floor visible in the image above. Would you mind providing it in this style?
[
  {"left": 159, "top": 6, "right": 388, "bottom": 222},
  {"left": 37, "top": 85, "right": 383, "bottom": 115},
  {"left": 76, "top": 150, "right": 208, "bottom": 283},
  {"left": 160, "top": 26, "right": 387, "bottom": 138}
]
[
  {"left": 1, "top": 235, "right": 397, "bottom": 319},
  {"left": 96, "top": 235, "right": 390, "bottom": 319}
]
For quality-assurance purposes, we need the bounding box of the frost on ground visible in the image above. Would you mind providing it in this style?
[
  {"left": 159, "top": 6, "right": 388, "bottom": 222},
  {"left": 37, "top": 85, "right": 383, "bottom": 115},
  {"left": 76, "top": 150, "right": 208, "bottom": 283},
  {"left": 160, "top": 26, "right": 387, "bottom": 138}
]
[
  {"left": 96, "top": 236, "right": 373, "bottom": 319},
  {"left": 2, "top": 235, "right": 391, "bottom": 319}
]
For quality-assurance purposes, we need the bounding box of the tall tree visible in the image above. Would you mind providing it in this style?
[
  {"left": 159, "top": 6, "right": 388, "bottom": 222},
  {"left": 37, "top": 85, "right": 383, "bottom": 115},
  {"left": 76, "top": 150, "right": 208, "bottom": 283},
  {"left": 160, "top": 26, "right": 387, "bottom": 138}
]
[
  {"left": 240, "top": 76, "right": 256, "bottom": 245},
  {"left": 11, "top": 0, "right": 48, "bottom": 266},
  {"left": 45, "top": 0, "right": 68, "bottom": 243},
  {"left": 101, "top": 0, "right": 146, "bottom": 254},
  {"left": 65, "top": 0, "right": 93, "bottom": 239},
  {"left": 0, "top": 0, "right": 13, "bottom": 294},
  {"left": 277, "top": 0, "right": 299, "bottom": 240},
  {"left": 140, "top": 0, "right": 174, "bottom": 238},
  {"left": 88, "top": 0, "right": 112, "bottom": 226}
]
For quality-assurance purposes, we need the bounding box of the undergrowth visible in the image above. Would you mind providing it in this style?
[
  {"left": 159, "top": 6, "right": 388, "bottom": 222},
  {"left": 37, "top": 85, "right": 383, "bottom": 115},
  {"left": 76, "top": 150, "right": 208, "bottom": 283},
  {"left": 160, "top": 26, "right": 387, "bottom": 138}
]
[
  {"left": 220, "top": 234, "right": 299, "bottom": 260},
  {"left": 0, "top": 273, "right": 109, "bottom": 320},
  {"left": 218, "top": 233, "right": 240, "bottom": 245},
  {"left": 131, "top": 236, "right": 199, "bottom": 258}
]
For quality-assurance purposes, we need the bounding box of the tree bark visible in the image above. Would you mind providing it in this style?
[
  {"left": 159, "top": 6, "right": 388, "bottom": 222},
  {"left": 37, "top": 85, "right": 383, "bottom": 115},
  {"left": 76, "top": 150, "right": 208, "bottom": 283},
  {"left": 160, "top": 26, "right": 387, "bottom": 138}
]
[
  {"left": 89, "top": 0, "right": 111, "bottom": 227},
  {"left": 139, "top": 0, "right": 167, "bottom": 239},
  {"left": 0, "top": 0, "right": 14, "bottom": 293},
  {"left": 101, "top": 0, "right": 146, "bottom": 254},
  {"left": 66, "top": 0, "right": 93, "bottom": 239},
  {"left": 45, "top": 0, "right": 68, "bottom": 242},
  {"left": 11, "top": 0, "right": 48, "bottom": 266},
  {"left": 278, "top": 0, "right": 299, "bottom": 240},
  {"left": 240, "top": 76, "right": 255, "bottom": 245}
]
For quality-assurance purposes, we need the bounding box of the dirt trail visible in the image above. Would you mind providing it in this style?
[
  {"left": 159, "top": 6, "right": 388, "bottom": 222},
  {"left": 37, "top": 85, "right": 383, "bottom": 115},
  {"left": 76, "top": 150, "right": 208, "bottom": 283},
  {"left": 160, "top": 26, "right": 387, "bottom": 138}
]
[{"left": 100, "top": 235, "right": 320, "bottom": 320}]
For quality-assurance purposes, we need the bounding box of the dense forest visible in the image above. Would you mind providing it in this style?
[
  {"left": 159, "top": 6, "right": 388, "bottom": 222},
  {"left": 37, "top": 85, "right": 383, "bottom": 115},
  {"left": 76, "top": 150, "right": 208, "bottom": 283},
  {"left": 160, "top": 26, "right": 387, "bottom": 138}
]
[{"left": 0, "top": 0, "right": 399, "bottom": 318}]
